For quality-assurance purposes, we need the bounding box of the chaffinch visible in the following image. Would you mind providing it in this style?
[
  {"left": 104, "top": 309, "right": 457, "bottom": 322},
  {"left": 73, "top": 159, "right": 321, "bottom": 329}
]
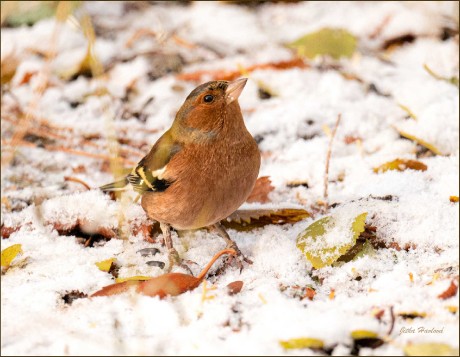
[{"left": 101, "top": 78, "right": 261, "bottom": 272}]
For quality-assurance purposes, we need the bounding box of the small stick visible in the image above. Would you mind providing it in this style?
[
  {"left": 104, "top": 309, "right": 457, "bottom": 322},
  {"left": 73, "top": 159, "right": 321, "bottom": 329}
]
[
  {"left": 324, "top": 114, "right": 342, "bottom": 202},
  {"left": 387, "top": 305, "right": 395, "bottom": 335},
  {"left": 64, "top": 176, "right": 91, "bottom": 191}
]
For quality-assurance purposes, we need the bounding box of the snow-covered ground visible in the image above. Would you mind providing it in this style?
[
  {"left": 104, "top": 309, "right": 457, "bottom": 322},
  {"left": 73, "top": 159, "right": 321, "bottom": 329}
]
[{"left": 1, "top": 1, "right": 459, "bottom": 355}]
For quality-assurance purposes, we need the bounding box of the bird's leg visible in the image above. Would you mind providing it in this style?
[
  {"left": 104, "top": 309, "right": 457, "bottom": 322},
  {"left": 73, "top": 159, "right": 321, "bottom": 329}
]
[
  {"left": 211, "top": 222, "right": 253, "bottom": 271},
  {"left": 160, "top": 222, "right": 194, "bottom": 275}
]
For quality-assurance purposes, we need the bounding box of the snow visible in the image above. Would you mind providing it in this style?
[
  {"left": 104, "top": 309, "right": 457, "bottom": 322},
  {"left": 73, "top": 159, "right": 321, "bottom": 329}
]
[{"left": 1, "top": 1, "right": 459, "bottom": 356}]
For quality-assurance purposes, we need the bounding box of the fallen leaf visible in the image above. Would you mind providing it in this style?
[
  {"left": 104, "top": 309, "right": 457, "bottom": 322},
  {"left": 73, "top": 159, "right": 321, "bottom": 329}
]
[
  {"left": 304, "top": 287, "right": 316, "bottom": 300},
  {"left": 246, "top": 176, "right": 274, "bottom": 203},
  {"left": 397, "top": 129, "right": 443, "bottom": 155},
  {"left": 373, "top": 159, "right": 427, "bottom": 173},
  {"left": 92, "top": 249, "right": 236, "bottom": 298},
  {"left": 382, "top": 34, "right": 416, "bottom": 50},
  {"left": 2, "top": 1, "right": 57, "bottom": 27},
  {"left": 438, "top": 280, "right": 458, "bottom": 300},
  {"left": 95, "top": 258, "right": 116, "bottom": 272},
  {"left": 115, "top": 276, "right": 152, "bottom": 284},
  {"left": 450, "top": 196, "right": 459, "bottom": 203},
  {"left": 351, "top": 330, "right": 385, "bottom": 353},
  {"left": 1, "top": 51, "right": 20, "bottom": 85},
  {"left": 398, "top": 311, "right": 427, "bottom": 319},
  {"left": 279, "top": 337, "right": 324, "bottom": 350},
  {"left": 351, "top": 330, "right": 379, "bottom": 339},
  {"left": 1, "top": 244, "right": 23, "bottom": 270},
  {"left": 288, "top": 28, "right": 357, "bottom": 60},
  {"left": 222, "top": 208, "right": 310, "bottom": 231},
  {"left": 404, "top": 343, "right": 459, "bottom": 356},
  {"left": 296, "top": 212, "right": 367, "bottom": 269},
  {"left": 227, "top": 281, "right": 244, "bottom": 295}
]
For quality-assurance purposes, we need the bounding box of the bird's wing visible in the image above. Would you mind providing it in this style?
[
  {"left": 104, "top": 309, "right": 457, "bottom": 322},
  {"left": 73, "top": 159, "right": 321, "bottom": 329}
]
[{"left": 126, "top": 130, "right": 181, "bottom": 194}]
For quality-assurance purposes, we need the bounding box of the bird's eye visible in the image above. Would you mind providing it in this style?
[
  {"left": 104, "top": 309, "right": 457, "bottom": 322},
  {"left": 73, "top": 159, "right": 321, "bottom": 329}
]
[{"left": 203, "top": 95, "right": 214, "bottom": 103}]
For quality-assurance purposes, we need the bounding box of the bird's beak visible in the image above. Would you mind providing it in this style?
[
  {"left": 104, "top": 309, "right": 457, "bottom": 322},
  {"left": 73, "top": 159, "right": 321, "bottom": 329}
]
[{"left": 226, "top": 78, "right": 248, "bottom": 104}]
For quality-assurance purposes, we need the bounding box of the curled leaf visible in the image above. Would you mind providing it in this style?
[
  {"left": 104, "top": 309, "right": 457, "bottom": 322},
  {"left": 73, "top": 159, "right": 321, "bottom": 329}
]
[
  {"left": 296, "top": 212, "right": 367, "bottom": 269},
  {"left": 373, "top": 159, "right": 427, "bottom": 174},
  {"left": 438, "top": 280, "right": 458, "bottom": 300},
  {"left": 93, "top": 249, "right": 236, "bottom": 298},
  {"left": 288, "top": 28, "right": 357, "bottom": 60},
  {"left": 1, "top": 244, "right": 23, "bottom": 270},
  {"left": 279, "top": 337, "right": 324, "bottom": 350},
  {"left": 404, "top": 343, "right": 459, "bottom": 356},
  {"left": 95, "top": 258, "right": 116, "bottom": 272}
]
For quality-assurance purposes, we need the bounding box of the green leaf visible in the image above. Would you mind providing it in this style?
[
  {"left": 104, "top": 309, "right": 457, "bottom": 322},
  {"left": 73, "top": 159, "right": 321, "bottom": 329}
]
[
  {"left": 279, "top": 337, "right": 324, "bottom": 350},
  {"left": 404, "top": 343, "right": 459, "bottom": 356},
  {"left": 1, "top": 244, "right": 23, "bottom": 269},
  {"left": 4, "top": 2, "right": 58, "bottom": 27},
  {"left": 297, "top": 212, "right": 367, "bottom": 269},
  {"left": 288, "top": 28, "right": 357, "bottom": 60}
]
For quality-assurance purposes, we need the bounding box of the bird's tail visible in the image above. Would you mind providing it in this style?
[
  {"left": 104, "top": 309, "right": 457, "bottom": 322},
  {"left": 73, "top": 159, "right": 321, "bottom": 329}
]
[{"left": 99, "top": 178, "right": 129, "bottom": 192}]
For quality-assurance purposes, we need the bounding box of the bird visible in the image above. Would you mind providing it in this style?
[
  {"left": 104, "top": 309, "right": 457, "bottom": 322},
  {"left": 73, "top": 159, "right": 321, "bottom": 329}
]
[{"left": 100, "top": 78, "right": 261, "bottom": 273}]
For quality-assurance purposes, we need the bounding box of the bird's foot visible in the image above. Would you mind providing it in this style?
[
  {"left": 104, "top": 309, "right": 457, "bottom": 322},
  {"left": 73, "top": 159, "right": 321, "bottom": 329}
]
[
  {"left": 222, "top": 243, "right": 253, "bottom": 273},
  {"left": 167, "top": 248, "right": 197, "bottom": 275}
]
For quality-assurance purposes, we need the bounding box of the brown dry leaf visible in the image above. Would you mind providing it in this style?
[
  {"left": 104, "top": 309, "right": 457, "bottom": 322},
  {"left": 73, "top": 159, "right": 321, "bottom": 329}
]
[
  {"left": 92, "top": 249, "right": 235, "bottom": 298},
  {"left": 304, "top": 287, "right": 316, "bottom": 300},
  {"left": 227, "top": 281, "right": 244, "bottom": 295},
  {"left": 246, "top": 176, "right": 274, "bottom": 203},
  {"left": 373, "top": 159, "right": 427, "bottom": 173},
  {"left": 222, "top": 208, "right": 310, "bottom": 231},
  {"left": 438, "top": 280, "right": 458, "bottom": 300},
  {"left": 1, "top": 51, "right": 20, "bottom": 85}
]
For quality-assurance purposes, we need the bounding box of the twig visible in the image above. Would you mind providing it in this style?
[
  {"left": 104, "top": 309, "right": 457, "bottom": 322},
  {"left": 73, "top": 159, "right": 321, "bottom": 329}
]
[
  {"left": 323, "top": 114, "right": 342, "bottom": 202},
  {"left": 64, "top": 176, "right": 91, "bottom": 191},
  {"left": 387, "top": 305, "right": 395, "bottom": 335}
]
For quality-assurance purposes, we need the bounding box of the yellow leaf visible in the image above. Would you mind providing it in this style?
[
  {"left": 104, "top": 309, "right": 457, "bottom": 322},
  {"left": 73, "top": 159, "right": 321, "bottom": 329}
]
[
  {"left": 288, "top": 28, "right": 357, "bottom": 60},
  {"left": 404, "top": 343, "right": 459, "bottom": 356},
  {"left": 351, "top": 330, "right": 379, "bottom": 339},
  {"left": 95, "top": 258, "right": 116, "bottom": 272},
  {"left": 397, "top": 129, "right": 443, "bottom": 155},
  {"left": 280, "top": 337, "right": 324, "bottom": 350},
  {"left": 297, "top": 212, "right": 367, "bottom": 269},
  {"left": 1, "top": 51, "right": 20, "bottom": 85},
  {"left": 450, "top": 196, "right": 459, "bottom": 203},
  {"left": 115, "top": 276, "right": 152, "bottom": 283},
  {"left": 445, "top": 305, "right": 458, "bottom": 313},
  {"left": 1, "top": 244, "right": 23, "bottom": 269},
  {"left": 373, "top": 159, "right": 427, "bottom": 173}
]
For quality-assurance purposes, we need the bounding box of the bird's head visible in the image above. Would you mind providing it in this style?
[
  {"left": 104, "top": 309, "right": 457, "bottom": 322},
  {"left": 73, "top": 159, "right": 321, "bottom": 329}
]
[{"left": 174, "top": 78, "right": 248, "bottom": 137}]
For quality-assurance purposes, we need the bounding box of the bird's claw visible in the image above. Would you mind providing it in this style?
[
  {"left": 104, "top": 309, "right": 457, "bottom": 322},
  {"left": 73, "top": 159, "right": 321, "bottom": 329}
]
[
  {"left": 167, "top": 248, "right": 197, "bottom": 275},
  {"left": 223, "top": 243, "right": 253, "bottom": 273}
]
